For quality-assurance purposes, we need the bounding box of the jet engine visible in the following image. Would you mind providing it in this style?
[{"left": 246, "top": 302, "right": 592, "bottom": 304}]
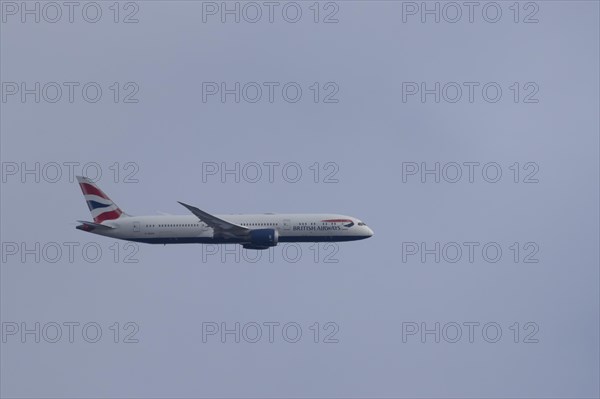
[{"left": 243, "top": 228, "right": 279, "bottom": 250}]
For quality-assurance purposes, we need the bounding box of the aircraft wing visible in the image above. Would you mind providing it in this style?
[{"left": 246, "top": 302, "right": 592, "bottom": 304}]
[{"left": 178, "top": 201, "right": 250, "bottom": 238}]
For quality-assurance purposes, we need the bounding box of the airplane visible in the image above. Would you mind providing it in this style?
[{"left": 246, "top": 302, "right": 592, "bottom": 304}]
[{"left": 75, "top": 176, "right": 373, "bottom": 250}]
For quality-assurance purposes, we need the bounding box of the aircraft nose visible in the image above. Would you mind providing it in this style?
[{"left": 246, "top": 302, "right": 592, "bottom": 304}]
[{"left": 366, "top": 227, "right": 374, "bottom": 237}]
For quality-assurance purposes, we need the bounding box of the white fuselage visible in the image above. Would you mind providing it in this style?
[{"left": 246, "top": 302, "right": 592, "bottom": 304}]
[{"left": 86, "top": 213, "right": 373, "bottom": 245}]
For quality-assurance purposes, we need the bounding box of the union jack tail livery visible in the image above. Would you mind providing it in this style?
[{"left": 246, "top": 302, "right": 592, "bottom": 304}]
[{"left": 76, "top": 176, "right": 128, "bottom": 223}]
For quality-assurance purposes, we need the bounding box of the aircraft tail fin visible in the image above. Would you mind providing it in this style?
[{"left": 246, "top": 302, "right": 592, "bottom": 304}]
[{"left": 76, "top": 176, "right": 129, "bottom": 223}]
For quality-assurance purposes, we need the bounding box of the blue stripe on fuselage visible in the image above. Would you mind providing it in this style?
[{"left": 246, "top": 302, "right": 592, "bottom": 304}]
[{"left": 123, "top": 235, "right": 370, "bottom": 245}]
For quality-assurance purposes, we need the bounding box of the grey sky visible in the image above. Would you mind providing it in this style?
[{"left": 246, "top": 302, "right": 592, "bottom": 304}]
[{"left": 1, "top": 1, "right": 599, "bottom": 398}]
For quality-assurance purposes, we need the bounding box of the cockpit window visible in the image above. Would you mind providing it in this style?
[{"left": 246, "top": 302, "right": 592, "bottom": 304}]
[{"left": 357, "top": 222, "right": 367, "bottom": 226}]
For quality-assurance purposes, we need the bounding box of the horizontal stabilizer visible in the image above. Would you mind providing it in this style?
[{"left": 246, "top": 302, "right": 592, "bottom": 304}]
[{"left": 76, "top": 220, "right": 115, "bottom": 232}]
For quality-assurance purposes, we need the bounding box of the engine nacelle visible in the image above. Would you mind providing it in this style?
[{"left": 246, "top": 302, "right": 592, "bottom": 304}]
[{"left": 244, "top": 228, "right": 279, "bottom": 250}]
